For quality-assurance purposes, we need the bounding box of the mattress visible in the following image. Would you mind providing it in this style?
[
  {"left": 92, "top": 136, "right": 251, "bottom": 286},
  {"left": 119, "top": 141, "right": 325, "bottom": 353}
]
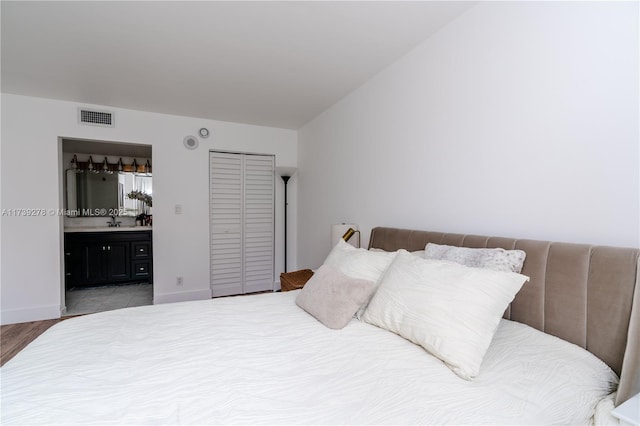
[{"left": 1, "top": 290, "right": 617, "bottom": 425}]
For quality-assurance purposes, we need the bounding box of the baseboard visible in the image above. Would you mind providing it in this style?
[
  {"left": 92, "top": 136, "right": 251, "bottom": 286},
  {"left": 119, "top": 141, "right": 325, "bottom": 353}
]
[
  {"left": 1, "top": 304, "right": 61, "bottom": 325},
  {"left": 153, "top": 288, "right": 212, "bottom": 304}
]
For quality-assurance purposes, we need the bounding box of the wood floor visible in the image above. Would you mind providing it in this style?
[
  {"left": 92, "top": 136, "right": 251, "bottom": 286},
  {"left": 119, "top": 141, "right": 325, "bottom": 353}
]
[{"left": 1, "top": 319, "right": 64, "bottom": 366}]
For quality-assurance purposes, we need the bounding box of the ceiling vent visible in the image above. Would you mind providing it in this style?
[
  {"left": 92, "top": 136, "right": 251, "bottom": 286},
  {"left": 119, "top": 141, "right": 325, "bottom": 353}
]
[{"left": 78, "top": 108, "right": 114, "bottom": 128}]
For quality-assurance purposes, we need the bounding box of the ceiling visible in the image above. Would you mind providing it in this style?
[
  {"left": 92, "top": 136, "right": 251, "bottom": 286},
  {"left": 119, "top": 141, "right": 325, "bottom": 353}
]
[{"left": 1, "top": 1, "right": 474, "bottom": 130}]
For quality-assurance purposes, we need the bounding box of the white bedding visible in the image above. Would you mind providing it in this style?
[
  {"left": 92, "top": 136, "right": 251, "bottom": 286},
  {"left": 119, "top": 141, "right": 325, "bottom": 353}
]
[{"left": 1, "top": 290, "right": 617, "bottom": 425}]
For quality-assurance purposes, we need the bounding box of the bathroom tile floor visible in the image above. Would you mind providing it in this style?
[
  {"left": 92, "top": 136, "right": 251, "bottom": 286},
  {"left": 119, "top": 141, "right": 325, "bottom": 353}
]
[{"left": 65, "top": 283, "right": 153, "bottom": 316}]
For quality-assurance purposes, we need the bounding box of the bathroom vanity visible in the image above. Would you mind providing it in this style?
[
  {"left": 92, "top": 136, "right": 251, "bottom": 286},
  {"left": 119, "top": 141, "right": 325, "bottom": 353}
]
[{"left": 64, "top": 228, "right": 152, "bottom": 289}]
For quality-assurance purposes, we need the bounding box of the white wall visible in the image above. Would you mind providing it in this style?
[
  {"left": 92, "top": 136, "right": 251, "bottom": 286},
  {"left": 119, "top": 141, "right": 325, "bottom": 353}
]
[
  {"left": 1, "top": 94, "right": 297, "bottom": 324},
  {"left": 298, "top": 2, "right": 639, "bottom": 268}
]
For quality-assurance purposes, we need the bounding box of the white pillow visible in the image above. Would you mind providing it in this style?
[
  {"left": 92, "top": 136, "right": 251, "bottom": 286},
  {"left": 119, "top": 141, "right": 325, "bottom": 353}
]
[
  {"left": 361, "top": 250, "right": 529, "bottom": 380},
  {"left": 424, "top": 243, "right": 526, "bottom": 273},
  {"left": 324, "top": 240, "right": 397, "bottom": 317},
  {"left": 370, "top": 247, "right": 425, "bottom": 258},
  {"left": 324, "top": 240, "right": 396, "bottom": 283}
]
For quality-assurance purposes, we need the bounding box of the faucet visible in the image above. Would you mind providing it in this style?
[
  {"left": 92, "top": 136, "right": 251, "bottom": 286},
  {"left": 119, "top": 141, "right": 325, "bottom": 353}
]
[{"left": 107, "top": 215, "right": 121, "bottom": 228}]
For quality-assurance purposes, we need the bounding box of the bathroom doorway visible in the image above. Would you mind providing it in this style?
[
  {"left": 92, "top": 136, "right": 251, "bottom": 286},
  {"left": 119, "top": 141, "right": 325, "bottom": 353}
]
[{"left": 61, "top": 138, "right": 153, "bottom": 316}]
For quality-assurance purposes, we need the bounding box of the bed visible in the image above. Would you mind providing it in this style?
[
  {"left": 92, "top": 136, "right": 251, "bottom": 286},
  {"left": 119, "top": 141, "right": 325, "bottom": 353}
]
[{"left": 2, "top": 226, "right": 639, "bottom": 425}]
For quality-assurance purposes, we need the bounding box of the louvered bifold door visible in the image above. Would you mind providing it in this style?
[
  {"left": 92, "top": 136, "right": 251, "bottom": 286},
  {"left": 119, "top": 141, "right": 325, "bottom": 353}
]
[
  {"left": 210, "top": 152, "right": 244, "bottom": 296},
  {"left": 243, "top": 155, "right": 275, "bottom": 293},
  {"left": 210, "top": 152, "right": 275, "bottom": 297}
]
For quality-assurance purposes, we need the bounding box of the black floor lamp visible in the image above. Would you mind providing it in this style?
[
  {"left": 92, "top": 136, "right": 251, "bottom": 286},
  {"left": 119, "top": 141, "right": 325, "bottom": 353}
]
[{"left": 277, "top": 167, "right": 296, "bottom": 272}]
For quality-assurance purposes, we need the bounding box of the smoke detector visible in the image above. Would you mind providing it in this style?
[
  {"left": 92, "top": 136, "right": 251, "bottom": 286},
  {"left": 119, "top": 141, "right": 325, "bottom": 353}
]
[{"left": 183, "top": 135, "right": 199, "bottom": 150}]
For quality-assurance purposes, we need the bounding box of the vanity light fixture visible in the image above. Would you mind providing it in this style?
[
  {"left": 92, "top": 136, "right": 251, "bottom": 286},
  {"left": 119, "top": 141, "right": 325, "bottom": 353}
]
[
  {"left": 131, "top": 159, "right": 139, "bottom": 173},
  {"left": 102, "top": 157, "right": 112, "bottom": 174},
  {"left": 87, "top": 156, "right": 95, "bottom": 172},
  {"left": 117, "top": 158, "right": 124, "bottom": 172},
  {"left": 70, "top": 154, "right": 79, "bottom": 172},
  {"left": 144, "top": 160, "right": 152, "bottom": 174}
]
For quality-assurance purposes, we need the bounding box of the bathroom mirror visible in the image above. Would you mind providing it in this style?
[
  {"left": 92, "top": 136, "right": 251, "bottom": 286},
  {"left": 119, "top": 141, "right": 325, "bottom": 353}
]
[{"left": 66, "top": 170, "right": 152, "bottom": 217}]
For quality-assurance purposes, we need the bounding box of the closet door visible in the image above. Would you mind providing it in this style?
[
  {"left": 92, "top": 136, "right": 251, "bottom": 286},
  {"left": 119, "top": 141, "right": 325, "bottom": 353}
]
[
  {"left": 210, "top": 152, "right": 244, "bottom": 296},
  {"left": 243, "top": 155, "right": 275, "bottom": 293},
  {"left": 210, "top": 152, "right": 274, "bottom": 297}
]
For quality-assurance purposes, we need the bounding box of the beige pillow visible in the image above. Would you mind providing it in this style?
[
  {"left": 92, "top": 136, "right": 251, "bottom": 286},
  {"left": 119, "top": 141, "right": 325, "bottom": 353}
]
[
  {"left": 295, "top": 264, "right": 376, "bottom": 330},
  {"left": 362, "top": 250, "right": 529, "bottom": 379}
]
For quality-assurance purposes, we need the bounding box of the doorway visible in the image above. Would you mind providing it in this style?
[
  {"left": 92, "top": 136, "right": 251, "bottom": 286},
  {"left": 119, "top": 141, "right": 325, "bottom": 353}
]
[{"left": 61, "top": 138, "right": 153, "bottom": 316}]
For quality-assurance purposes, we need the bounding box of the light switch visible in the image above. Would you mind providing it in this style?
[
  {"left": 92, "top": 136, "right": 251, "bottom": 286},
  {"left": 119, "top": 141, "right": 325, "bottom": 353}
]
[{"left": 175, "top": 204, "right": 182, "bottom": 214}]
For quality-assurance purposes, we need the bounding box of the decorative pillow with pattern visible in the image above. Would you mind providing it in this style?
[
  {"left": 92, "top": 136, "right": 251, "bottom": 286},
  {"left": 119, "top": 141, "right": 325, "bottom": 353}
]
[{"left": 424, "top": 243, "right": 526, "bottom": 273}]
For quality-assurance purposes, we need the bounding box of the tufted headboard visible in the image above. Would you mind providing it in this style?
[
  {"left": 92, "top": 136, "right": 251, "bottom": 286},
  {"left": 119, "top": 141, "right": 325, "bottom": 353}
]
[{"left": 368, "top": 227, "right": 640, "bottom": 405}]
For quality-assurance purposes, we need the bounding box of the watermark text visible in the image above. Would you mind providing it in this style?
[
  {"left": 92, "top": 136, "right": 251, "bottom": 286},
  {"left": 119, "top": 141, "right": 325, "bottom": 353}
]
[{"left": 2, "top": 208, "right": 129, "bottom": 217}]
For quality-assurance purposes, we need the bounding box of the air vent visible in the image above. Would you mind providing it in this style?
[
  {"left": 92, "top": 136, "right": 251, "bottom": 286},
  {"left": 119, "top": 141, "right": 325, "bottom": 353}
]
[{"left": 78, "top": 108, "right": 114, "bottom": 127}]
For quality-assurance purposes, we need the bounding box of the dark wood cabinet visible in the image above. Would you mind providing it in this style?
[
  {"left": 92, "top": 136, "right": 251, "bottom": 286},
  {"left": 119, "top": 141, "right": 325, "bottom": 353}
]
[
  {"left": 83, "top": 243, "right": 107, "bottom": 283},
  {"left": 82, "top": 242, "right": 130, "bottom": 283},
  {"left": 65, "top": 231, "right": 152, "bottom": 289},
  {"left": 106, "top": 242, "right": 130, "bottom": 280}
]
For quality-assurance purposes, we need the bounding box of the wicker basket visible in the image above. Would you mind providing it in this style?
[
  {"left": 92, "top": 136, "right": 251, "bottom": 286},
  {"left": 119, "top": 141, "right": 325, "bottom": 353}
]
[{"left": 280, "top": 269, "right": 314, "bottom": 292}]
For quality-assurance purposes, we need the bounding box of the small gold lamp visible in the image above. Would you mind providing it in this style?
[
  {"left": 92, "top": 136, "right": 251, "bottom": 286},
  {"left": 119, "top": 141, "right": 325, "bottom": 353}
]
[{"left": 342, "top": 227, "right": 361, "bottom": 248}]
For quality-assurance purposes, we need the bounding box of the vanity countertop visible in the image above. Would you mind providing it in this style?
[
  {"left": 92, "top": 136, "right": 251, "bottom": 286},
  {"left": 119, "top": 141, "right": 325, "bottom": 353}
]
[{"left": 64, "top": 226, "right": 152, "bottom": 233}]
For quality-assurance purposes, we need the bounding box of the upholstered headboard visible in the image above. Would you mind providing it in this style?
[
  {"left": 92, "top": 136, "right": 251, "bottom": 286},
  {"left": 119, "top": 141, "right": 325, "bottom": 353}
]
[{"left": 368, "top": 227, "right": 640, "bottom": 405}]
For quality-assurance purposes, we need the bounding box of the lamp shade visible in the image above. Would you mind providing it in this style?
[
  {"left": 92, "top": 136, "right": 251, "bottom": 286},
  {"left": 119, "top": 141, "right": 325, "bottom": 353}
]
[{"left": 275, "top": 166, "right": 297, "bottom": 178}]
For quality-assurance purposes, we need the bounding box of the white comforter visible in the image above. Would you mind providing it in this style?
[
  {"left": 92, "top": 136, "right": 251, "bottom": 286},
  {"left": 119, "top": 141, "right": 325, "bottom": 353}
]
[{"left": 1, "top": 290, "right": 617, "bottom": 425}]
